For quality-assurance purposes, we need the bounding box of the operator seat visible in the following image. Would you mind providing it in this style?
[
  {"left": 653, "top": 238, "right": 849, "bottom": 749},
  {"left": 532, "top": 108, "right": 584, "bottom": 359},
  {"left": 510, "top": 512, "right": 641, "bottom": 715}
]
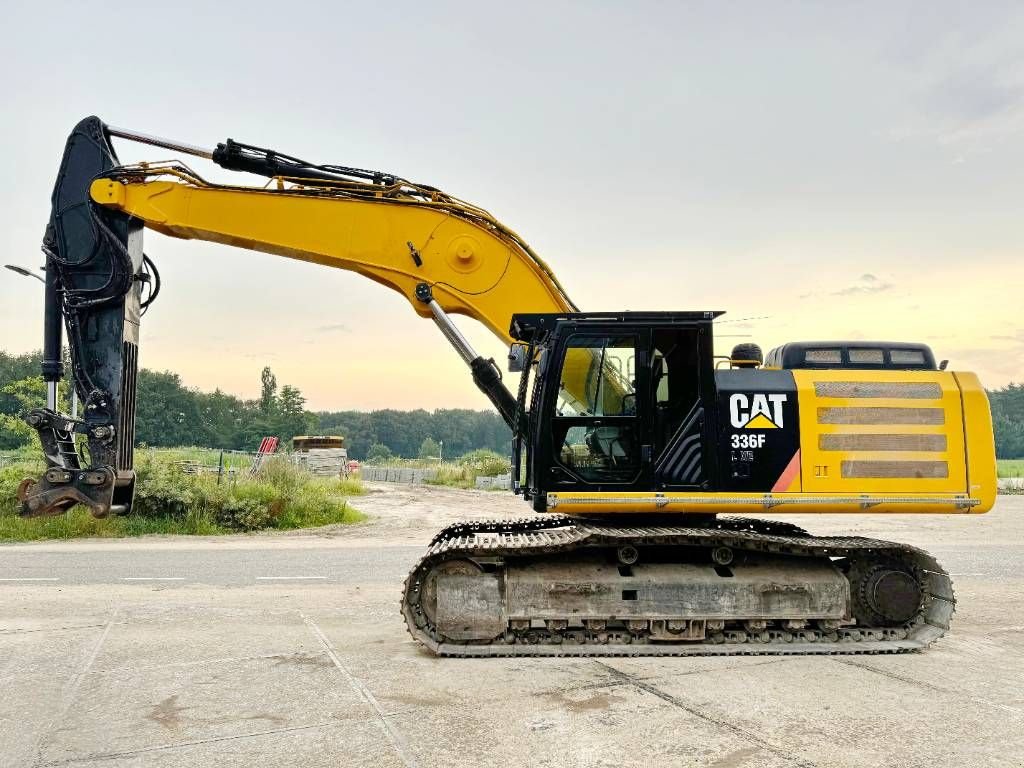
[{"left": 586, "top": 426, "right": 634, "bottom": 469}]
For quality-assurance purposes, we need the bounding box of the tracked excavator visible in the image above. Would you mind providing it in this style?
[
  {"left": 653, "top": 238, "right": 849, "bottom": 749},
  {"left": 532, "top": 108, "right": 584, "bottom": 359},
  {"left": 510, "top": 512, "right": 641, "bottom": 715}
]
[{"left": 17, "top": 117, "right": 997, "bottom": 656}]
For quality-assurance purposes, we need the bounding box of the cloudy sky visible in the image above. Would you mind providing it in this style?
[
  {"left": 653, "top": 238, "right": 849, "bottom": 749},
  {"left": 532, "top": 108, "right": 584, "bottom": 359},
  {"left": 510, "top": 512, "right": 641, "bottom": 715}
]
[{"left": 1, "top": 2, "right": 1022, "bottom": 410}]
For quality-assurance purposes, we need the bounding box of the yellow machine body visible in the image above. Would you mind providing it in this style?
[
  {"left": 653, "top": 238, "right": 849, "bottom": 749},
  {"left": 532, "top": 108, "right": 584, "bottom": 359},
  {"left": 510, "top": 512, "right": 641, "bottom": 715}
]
[
  {"left": 549, "top": 369, "right": 995, "bottom": 516},
  {"left": 87, "top": 166, "right": 996, "bottom": 519}
]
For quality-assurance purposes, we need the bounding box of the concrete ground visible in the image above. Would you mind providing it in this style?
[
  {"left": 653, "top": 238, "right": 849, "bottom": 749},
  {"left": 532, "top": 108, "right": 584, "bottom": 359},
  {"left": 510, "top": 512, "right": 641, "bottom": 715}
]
[{"left": 1, "top": 483, "right": 1022, "bottom": 768}]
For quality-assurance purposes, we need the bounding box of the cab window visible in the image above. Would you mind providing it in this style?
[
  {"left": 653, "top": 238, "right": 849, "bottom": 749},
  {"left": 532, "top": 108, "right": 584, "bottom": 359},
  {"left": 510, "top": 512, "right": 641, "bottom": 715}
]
[
  {"left": 552, "top": 335, "right": 639, "bottom": 483},
  {"left": 556, "top": 336, "right": 636, "bottom": 417}
]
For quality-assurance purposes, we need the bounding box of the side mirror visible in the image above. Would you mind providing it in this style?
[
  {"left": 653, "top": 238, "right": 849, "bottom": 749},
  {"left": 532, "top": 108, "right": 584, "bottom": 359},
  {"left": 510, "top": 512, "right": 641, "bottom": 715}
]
[
  {"left": 508, "top": 342, "right": 528, "bottom": 373},
  {"left": 939, "top": 359, "right": 949, "bottom": 371}
]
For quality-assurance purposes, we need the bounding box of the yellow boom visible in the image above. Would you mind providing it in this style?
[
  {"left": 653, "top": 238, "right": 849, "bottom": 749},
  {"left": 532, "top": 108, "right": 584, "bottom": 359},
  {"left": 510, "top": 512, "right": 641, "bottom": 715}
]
[{"left": 90, "top": 165, "right": 574, "bottom": 344}]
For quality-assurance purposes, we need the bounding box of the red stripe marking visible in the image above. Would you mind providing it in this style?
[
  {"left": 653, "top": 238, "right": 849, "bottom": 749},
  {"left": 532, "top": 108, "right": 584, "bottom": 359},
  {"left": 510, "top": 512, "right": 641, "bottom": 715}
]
[{"left": 771, "top": 449, "right": 801, "bottom": 492}]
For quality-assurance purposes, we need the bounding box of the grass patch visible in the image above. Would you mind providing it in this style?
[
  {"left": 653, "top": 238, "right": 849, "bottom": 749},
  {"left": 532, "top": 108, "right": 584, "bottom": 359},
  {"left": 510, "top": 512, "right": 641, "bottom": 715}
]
[
  {"left": 424, "top": 449, "right": 510, "bottom": 490},
  {"left": 426, "top": 463, "right": 477, "bottom": 490},
  {"left": 998, "top": 459, "right": 1024, "bottom": 479},
  {"left": 0, "top": 451, "right": 364, "bottom": 542},
  {"left": 139, "top": 445, "right": 264, "bottom": 475},
  {"left": 363, "top": 449, "right": 510, "bottom": 490}
]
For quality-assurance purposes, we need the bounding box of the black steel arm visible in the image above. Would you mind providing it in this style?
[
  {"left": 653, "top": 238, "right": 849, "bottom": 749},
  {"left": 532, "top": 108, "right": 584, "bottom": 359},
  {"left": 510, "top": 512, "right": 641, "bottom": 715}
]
[{"left": 19, "top": 116, "right": 145, "bottom": 517}]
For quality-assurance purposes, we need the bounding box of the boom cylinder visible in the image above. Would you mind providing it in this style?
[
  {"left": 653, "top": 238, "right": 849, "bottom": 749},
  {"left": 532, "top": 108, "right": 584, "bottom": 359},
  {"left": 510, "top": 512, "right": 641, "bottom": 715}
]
[
  {"left": 416, "top": 282, "right": 520, "bottom": 430},
  {"left": 423, "top": 294, "right": 479, "bottom": 365}
]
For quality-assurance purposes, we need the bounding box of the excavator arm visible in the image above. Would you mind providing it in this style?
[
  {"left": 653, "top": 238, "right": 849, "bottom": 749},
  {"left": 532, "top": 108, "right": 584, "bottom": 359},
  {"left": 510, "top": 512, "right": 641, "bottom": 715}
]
[{"left": 18, "top": 116, "right": 578, "bottom": 517}]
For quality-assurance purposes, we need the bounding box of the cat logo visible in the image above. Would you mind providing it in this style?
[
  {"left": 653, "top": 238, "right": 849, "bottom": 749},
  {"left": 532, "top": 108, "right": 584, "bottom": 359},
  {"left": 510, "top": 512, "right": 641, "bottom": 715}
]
[{"left": 729, "top": 393, "right": 787, "bottom": 429}]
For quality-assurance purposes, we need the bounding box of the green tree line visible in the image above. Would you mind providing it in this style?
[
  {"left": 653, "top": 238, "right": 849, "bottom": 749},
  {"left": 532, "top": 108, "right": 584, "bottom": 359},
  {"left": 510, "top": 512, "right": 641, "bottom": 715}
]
[
  {"left": 3, "top": 349, "right": 1022, "bottom": 458},
  {"left": 990, "top": 383, "right": 1024, "bottom": 459},
  {"left": 316, "top": 409, "right": 510, "bottom": 460},
  {"left": 0, "top": 350, "right": 510, "bottom": 459}
]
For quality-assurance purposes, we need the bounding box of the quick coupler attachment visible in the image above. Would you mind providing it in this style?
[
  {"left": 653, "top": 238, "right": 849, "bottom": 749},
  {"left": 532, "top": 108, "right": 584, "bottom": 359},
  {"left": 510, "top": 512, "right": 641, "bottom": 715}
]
[{"left": 18, "top": 466, "right": 119, "bottom": 518}]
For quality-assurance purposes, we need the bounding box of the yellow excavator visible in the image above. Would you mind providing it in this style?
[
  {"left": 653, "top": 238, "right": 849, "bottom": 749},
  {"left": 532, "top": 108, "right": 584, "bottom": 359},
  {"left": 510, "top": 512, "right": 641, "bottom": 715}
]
[{"left": 18, "top": 117, "right": 996, "bottom": 656}]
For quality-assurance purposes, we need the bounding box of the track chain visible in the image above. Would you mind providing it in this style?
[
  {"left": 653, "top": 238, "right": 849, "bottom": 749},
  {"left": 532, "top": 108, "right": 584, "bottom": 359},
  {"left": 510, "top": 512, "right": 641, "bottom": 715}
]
[
  {"left": 428, "top": 515, "right": 576, "bottom": 546},
  {"left": 428, "top": 514, "right": 809, "bottom": 547}
]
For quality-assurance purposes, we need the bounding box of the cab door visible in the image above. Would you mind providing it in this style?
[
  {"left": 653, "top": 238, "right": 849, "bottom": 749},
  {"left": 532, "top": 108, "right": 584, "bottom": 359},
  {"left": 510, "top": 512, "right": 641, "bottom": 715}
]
[{"left": 545, "top": 329, "right": 651, "bottom": 491}]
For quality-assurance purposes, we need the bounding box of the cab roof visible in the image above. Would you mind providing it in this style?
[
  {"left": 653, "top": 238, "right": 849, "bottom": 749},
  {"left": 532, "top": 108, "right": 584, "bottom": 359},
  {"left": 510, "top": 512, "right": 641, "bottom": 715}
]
[{"left": 510, "top": 311, "right": 724, "bottom": 342}]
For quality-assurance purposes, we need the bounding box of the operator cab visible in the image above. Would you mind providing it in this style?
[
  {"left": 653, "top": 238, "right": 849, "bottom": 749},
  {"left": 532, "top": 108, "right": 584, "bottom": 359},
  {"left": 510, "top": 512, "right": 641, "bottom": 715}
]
[{"left": 511, "top": 311, "right": 722, "bottom": 509}]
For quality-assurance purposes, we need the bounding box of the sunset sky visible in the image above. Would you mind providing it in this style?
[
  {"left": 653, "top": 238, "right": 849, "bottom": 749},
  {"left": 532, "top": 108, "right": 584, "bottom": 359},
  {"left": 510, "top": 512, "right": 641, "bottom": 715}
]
[{"left": 1, "top": 2, "right": 1022, "bottom": 411}]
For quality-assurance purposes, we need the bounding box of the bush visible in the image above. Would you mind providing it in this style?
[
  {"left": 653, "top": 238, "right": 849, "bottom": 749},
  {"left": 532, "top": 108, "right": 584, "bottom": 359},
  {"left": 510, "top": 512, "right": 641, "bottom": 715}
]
[
  {"left": 418, "top": 437, "right": 441, "bottom": 460},
  {"left": 256, "top": 456, "right": 305, "bottom": 495},
  {"left": 457, "top": 449, "right": 509, "bottom": 476},
  {"left": 366, "top": 442, "right": 394, "bottom": 463},
  {"left": 0, "top": 459, "right": 42, "bottom": 516},
  {"left": 0, "top": 449, "right": 364, "bottom": 540},
  {"left": 217, "top": 496, "right": 277, "bottom": 531},
  {"left": 131, "top": 452, "right": 197, "bottom": 519},
  {"left": 426, "top": 449, "right": 510, "bottom": 489}
]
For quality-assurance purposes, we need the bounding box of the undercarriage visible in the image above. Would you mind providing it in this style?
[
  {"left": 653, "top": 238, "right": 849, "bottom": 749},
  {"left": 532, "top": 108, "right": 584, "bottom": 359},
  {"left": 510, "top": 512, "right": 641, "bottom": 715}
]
[{"left": 401, "top": 516, "right": 954, "bottom": 656}]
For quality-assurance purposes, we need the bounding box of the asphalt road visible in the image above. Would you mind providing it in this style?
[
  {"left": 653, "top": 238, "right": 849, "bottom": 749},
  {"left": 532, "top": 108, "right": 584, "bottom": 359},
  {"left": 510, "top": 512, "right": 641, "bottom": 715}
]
[
  {"left": 0, "top": 543, "right": 420, "bottom": 585},
  {"left": 1, "top": 484, "right": 1022, "bottom": 768},
  {"left": 0, "top": 541, "right": 1017, "bottom": 585}
]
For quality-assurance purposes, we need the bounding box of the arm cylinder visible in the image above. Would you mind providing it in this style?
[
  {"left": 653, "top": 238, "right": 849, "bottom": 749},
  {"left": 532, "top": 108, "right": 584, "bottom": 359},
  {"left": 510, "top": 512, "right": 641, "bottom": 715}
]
[{"left": 105, "top": 125, "right": 214, "bottom": 160}]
